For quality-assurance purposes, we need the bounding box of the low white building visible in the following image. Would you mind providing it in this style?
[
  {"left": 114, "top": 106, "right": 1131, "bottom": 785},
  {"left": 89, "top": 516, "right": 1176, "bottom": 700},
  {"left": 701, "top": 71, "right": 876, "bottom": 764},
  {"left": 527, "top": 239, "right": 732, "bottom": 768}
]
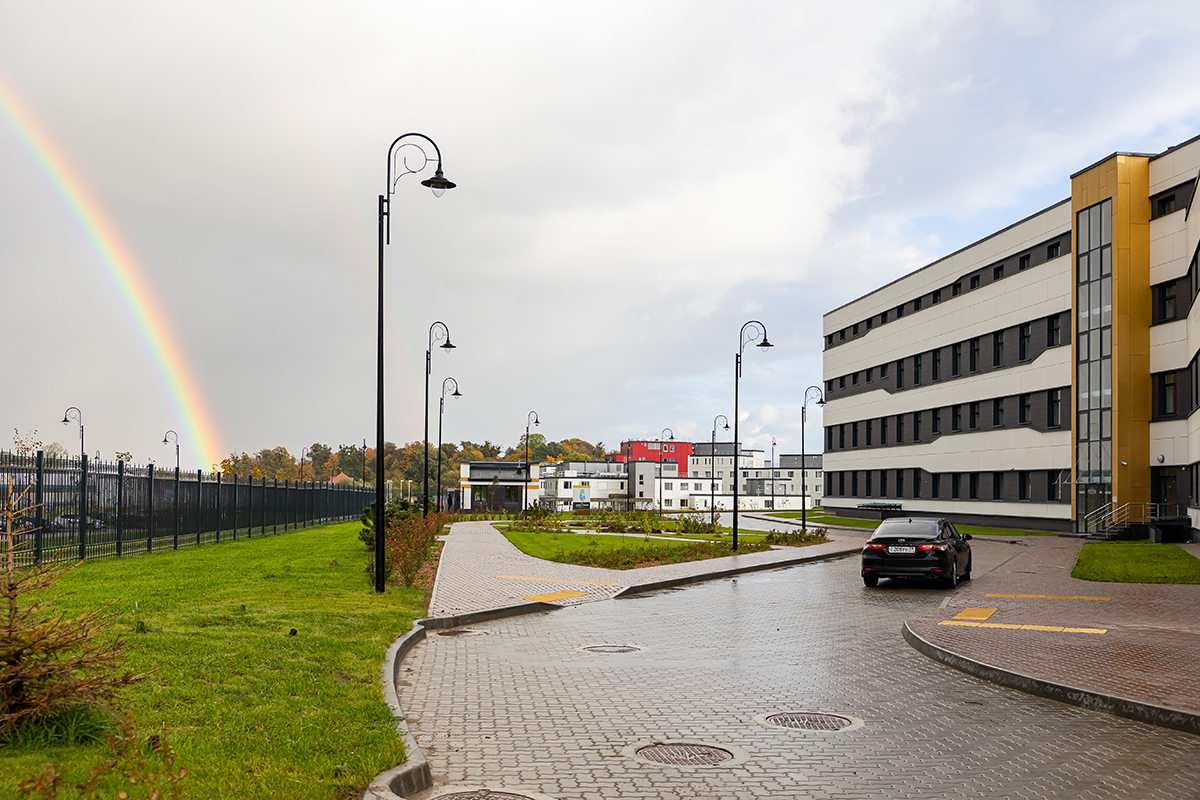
[
  {"left": 538, "top": 461, "right": 630, "bottom": 512},
  {"left": 459, "top": 462, "right": 541, "bottom": 512}
]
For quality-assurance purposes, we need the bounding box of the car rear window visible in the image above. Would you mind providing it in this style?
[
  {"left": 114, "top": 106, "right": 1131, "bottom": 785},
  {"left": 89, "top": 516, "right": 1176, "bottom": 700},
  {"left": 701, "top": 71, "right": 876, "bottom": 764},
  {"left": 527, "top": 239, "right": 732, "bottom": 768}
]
[{"left": 870, "top": 518, "right": 939, "bottom": 539}]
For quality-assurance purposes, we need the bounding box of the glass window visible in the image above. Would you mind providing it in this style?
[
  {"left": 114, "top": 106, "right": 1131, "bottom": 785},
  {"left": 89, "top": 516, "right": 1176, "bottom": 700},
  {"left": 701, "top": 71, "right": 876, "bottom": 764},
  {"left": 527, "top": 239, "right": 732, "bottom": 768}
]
[
  {"left": 969, "top": 473, "right": 979, "bottom": 500},
  {"left": 932, "top": 349, "right": 941, "bottom": 380},
  {"left": 993, "top": 398, "right": 1004, "bottom": 427},
  {"left": 952, "top": 406, "right": 961, "bottom": 431},
  {"left": 913, "top": 354, "right": 922, "bottom": 385},
  {"left": 914, "top": 411, "right": 922, "bottom": 440},
  {"left": 970, "top": 338, "right": 980, "bottom": 372},
  {"left": 1049, "top": 314, "right": 1061, "bottom": 346},
  {"left": 931, "top": 409, "right": 940, "bottom": 435},
  {"left": 1019, "top": 323, "right": 1032, "bottom": 361},
  {"left": 993, "top": 472, "right": 1003, "bottom": 500},
  {"left": 933, "top": 289, "right": 941, "bottom": 304},
  {"left": 970, "top": 275, "right": 980, "bottom": 290},
  {"left": 993, "top": 264, "right": 1003, "bottom": 281},
  {"left": 993, "top": 331, "right": 1004, "bottom": 367},
  {"left": 953, "top": 282, "right": 962, "bottom": 296},
  {"left": 1019, "top": 254, "right": 1030, "bottom": 271},
  {"left": 1020, "top": 393, "right": 1031, "bottom": 424},
  {"left": 897, "top": 359, "right": 905, "bottom": 389},
  {"left": 969, "top": 402, "right": 980, "bottom": 429},
  {"left": 952, "top": 343, "right": 962, "bottom": 376}
]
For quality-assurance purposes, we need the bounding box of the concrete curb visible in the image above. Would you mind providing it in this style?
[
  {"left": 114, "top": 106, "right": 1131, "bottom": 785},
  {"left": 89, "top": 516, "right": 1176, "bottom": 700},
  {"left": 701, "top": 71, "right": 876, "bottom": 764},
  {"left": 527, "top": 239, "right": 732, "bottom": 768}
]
[
  {"left": 364, "top": 601, "right": 562, "bottom": 800},
  {"left": 615, "top": 545, "right": 861, "bottom": 598},
  {"left": 902, "top": 620, "right": 1200, "bottom": 737}
]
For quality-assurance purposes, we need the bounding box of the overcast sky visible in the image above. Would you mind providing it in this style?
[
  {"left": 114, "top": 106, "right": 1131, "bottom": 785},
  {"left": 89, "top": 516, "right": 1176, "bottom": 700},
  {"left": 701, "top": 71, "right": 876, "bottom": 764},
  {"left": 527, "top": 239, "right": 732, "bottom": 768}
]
[{"left": 4, "top": 1, "right": 1200, "bottom": 470}]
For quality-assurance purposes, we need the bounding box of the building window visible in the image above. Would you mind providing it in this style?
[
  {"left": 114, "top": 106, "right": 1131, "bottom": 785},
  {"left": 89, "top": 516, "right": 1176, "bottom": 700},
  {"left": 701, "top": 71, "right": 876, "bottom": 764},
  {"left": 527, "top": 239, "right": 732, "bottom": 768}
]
[
  {"left": 852, "top": 472, "right": 859, "bottom": 496},
  {"left": 1019, "top": 471, "right": 1031, "bottom": 500},
  {"left": 839, "top": 376, "right": 845, "bottom": 389},
  {"left": 969, "top": 473, "right": 979, "bottom": 500},
  {"left": 932, "top": 349, "right": 941, "bottom": 381},
  {"left": 895, "top": 414, "right": 904, "bottom": 443},
  {"left": 1019, "top": 323, "right": 1032, "bottom": 361},
  {"left": 1048, "top": 314, "right": 1061, "bottom": 346},
  {"left": 880, "top": 363, "right": 888, "bottom": 378},
  {"left": 852, "top": 371, "right": 859, "bottom": 385},
  {"left": 897, "top": 359, "right": 905, "bottom": 389},
  {"left": 563, "top": 481, "right": 570, "bottom": 489},
  {"left": 1160, "top": 372, "right": 1178, "bottom": 416},
  {"left": 896, "top": 469, "right": 904, "bottom": 497},
  {"left": 839, "top": 329, "right": 846, "bottom": 341},
  {"left": 865, "top": 471, "right": 873, "bottom": 497},
  {"left": 969, "top": 338, "right": 980, "bottom": 372},
  {"left": 838, "top": 472, "right": 845, "bottom": 495},
  {"left": 865, "top": 420, "right": 873, "bottom": 446},
  {"left": 914, "top": 411, "right": 922, "bottom": 440},
  {"left": 953, "top": 282, "right": 962, "bottom": 296},
  {"left": 1160, "top": 283, "right": 1178, "bottom": 322},
  {"left": 993, "top": 472, "right": 1003, "bottom": 500},
  {"left": 866, "top": 367, "right": 873, "bottom": 382},
  {"left": 880, "top": 417, "right": 888, "bottom": 445},
  {"left": 1157, "top": 194, "right": 1177, "bottom": 217},
  {"left": 665, "top": 482, "right": 673, "bottom": 490},
  {"left": 880, "top": 470, "right": 888, "bottom": 496},
  {"left": 993, "top": 264, "right": 1003, "bottom": 281},
  {"left": 913, "top": 354, "right": 922, "bottom": 386},
  {"left": 931, "top": 474, "right": 940, "bottom": 499},
  {"left": 839, "top": 425, "right": 846, "bottom": 448},
  {"left": 932, "top": 408, "right": 940, "bottom": 435},
  {"left": 1049, "top": 389, "right": 1062, "bottom": 427},
  {"left": 993, "top": 331, "right": 1004, "bottom": 367},
  {"left": 852, "top": 424, "right": 859, "bottom": 448},
  {"left": 970, "top": 274, "right": 980, "bottom": 290},
  {"left": 866, "top": 317, "right": 873, "bottom": 330},
  {"left": 1048, "top": 470, "right": 1060, "bottom": 502},
  {"left": 952, "top": 473, "right": 961, "bottom": 499},
  {"left": 852, "top": 323, "right": 859, "bottom": 336},
  {"left": 952, "top": 343, "right": 962, "bottom": 376},
  {"left": 952, "top": 406, "right": 961, "bottom": 432},
  {"left": 969, "top": 402, "right": 980, "bottom": 429},
  {"left": 1047, "top": 241, "right": 1061, "bottom": 259},
  {"left": 1019, "top": 393, "right": 1031, "bottom": 424},
  {"left": 993, "top": 398, "right": 1004, "bottom": 427},
  {"left": 1019, "top": 254, "right": 1030, "bottom": 271},
  {"left": 912, "top": 468, "right": 921, "bottom": 498},
  {"left": 933, "top": 289, "right": 942, "bottom": 304},
  {"left": 896, "top": 304, "right": 904, "bottom": 318},
  {"left": 914, "top": 296, "right": 922, "bottom": 311}
]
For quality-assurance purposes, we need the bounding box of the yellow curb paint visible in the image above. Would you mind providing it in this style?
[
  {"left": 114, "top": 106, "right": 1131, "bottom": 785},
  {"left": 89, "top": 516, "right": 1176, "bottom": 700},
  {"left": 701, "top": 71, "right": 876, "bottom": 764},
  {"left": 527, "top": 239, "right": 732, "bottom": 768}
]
[
  {"left": 954, "top": 607, "right": 998, "bottom": 621},
  {"left": 986, "top": 593, "right": 1111, "bottom": 601},
  {"left": 522, "top": 589, "right": 589, "bottom": 602},
  {"left": 936, "top": 621, "right": 1106, "bottom": 634},
  {"left": 499, "top": 575, "right": 617, "bottom": 587}
]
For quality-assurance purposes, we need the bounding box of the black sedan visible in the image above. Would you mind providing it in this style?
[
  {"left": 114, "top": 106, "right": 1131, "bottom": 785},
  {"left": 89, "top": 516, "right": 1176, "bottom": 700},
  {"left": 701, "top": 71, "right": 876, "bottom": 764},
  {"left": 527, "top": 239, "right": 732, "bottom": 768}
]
[{"left": 861, "top": 517, "right": 972, "bottom": 588}]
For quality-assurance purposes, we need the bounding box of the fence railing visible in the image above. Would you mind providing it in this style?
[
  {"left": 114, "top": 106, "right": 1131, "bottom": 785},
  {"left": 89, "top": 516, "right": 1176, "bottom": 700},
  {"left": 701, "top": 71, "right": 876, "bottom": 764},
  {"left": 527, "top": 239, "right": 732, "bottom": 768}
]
[{"left": 0, "top": 451, "right": 374, "bottom": 567}]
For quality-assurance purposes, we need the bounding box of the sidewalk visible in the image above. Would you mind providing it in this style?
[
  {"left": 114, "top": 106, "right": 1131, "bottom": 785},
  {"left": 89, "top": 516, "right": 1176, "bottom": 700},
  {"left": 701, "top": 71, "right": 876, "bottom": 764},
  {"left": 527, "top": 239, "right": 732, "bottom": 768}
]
[
  {"left": 428, "top": 519, "right": 864, "bottom": 617},
  {"left": 905, "top": 535, "right": 1200, "bottom": 734}
]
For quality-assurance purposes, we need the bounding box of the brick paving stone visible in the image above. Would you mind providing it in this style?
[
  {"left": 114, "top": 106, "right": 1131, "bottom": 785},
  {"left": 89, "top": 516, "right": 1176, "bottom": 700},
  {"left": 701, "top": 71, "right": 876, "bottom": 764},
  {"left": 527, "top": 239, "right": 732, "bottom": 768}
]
[{"left": 399, "top": 537, "right": 1200, "bottom": 799}]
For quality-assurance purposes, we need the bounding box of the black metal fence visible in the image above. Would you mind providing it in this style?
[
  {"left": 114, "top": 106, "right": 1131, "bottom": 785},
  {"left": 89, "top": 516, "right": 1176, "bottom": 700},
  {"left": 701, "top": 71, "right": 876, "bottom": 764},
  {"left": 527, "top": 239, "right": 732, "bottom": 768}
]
[{"left": 0, "top": 451, "right": 373, "bottom": 567}]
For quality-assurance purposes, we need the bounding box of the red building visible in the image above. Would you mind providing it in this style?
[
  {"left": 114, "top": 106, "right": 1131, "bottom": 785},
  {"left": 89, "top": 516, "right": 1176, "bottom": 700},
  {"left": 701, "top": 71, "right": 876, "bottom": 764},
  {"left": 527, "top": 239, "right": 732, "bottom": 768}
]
[{"left": 613, "top": 439, "right": 693, "bottom": 477}]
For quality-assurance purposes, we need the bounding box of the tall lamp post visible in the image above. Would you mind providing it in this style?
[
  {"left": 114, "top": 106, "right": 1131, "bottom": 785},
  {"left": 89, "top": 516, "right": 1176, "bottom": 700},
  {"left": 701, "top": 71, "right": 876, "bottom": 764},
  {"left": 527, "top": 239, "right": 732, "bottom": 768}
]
[
  {"left": 62, "top": 407, "right": 85, "bottom": 545},
  {"left": 300, "top": 446, "right": 310, "bottom": 482},
  {"left": 62, "top": 407, "right": 84, "bottom": 461},
  {"left": 801, "top": 385, "right": 825, "bottom": 532},
  {"left": 658, "top": 428, "right": 674, "bottom": 514},
  {"left": 386, "top": 479, "right": 393, "bottom": 503},
  {"left": 375, "top": 132, "right": 456, "bottom": 593},
  {"left": 423, "top": 321, "right": 456, "bottom": 517},
  {"left": 733, "top": 320, "right": 773, "bottom": 552},
  {"left": 437, "top": 377, "right": 462, "bottom": 512},
  {"left": 162, "top": 430, "right": 180, "bottom": 549},
  {"left": 523, "top": 411, "right": 540, "bottom": 513},
  {"left": 710, "top": 415, "right": 729, "bottom": 526}
]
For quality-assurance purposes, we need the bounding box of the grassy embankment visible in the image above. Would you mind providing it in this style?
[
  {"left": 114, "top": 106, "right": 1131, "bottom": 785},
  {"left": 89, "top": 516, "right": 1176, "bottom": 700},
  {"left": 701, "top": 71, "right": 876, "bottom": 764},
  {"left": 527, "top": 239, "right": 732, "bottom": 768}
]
[
  {"left": 1072, "top": 540, "right": 1200, "bottom": 584},
  {"left": 0, "top": 521, "right": 424, "bottom": 800}
]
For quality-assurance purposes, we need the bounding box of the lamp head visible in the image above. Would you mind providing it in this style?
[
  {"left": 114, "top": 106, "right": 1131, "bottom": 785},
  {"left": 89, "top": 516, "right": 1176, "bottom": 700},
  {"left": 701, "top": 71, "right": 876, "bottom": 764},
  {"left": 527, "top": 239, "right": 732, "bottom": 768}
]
[
  {"left": 724, "top": 423, "right": 731, "bottom": 431},
  {"left": 440, "top": 337, "right": 456, "bottom": 351},
  {"left": 420, "top": 167, "right": 457, "bottom": 198},
  {"left": 162, "top": 436, "right": 168, "bottom": 444},
  {"left": 817, "top": 398, "right": 826, "bottom": 407},
  {"left": 452, "top": 388, "right": 462, "bottom": 398},
  {"left": 756, "top": 336, "right": 773, "bottom": 349}
]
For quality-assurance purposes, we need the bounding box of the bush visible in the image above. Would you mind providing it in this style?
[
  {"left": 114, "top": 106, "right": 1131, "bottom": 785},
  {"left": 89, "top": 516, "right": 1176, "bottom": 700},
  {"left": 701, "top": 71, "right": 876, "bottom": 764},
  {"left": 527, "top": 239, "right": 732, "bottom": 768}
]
[{"left": 761, "top": 527, "right": 829, "bottom": 546}]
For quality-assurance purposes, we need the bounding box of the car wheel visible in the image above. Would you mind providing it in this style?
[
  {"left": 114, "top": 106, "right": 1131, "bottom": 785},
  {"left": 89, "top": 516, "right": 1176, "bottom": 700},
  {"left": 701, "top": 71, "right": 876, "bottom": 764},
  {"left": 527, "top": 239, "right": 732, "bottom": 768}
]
[
  {"left": 962, "top": 556, "right": 972, "bottom": 581},
  {"left": 942, "top": 560, "right": 958, "bottom": 589},
  {"left": 863, "top": 575, "right": 879, "bottom": 587}
]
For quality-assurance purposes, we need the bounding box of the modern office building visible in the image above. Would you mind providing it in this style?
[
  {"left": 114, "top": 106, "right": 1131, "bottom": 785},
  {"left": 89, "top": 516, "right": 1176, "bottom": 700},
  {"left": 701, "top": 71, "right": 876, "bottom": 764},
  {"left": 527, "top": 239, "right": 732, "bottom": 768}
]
[
  {"left": 614, "top": 439, "right": 693, "bottom": 476},
  {"left": 822, "top": 134, "right": 1200, "bottom": 538}
]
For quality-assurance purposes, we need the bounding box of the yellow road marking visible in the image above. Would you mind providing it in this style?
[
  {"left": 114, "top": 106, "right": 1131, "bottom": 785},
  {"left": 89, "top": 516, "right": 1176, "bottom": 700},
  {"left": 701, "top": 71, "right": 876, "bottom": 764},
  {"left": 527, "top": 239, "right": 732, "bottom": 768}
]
[
  {"left": 523, "top": 589, "right": 589, "bottom": 602},
  {"left": 954, "top": 607, "right": 998, "bottom": 621},
  {"left": 499, "top": 575, "right": 617, "bottom": 587},
  {"left": 938, "top": 620, "right": 1107, "bottom": 634},
  {"left": 986, "top": 593, "right": 1110, "bottom": 601}
]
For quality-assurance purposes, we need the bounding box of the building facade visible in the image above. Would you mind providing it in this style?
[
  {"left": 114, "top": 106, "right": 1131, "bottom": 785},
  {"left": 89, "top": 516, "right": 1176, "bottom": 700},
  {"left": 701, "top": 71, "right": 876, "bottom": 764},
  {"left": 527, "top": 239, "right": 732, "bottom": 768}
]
[
  {"left": 614, "top": 439, "right": 693, "bottom": 476},
  {"left": 822, "top": 135, "right": 1200, "bottom": 538}
]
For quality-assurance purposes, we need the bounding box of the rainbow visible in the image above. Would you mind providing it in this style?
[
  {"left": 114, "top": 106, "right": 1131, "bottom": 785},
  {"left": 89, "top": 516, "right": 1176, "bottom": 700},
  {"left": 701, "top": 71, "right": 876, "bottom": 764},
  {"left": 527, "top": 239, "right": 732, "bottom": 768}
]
[{"left": 0, "top": 74, "right": 222, "bottom": 469}]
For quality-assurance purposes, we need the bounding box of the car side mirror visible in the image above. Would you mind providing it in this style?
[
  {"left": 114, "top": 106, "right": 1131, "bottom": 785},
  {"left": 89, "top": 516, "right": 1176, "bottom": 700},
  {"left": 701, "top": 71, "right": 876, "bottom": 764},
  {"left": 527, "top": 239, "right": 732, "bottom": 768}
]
[{"left": 962, "top": 533, "right": 972, "bottom": 540}]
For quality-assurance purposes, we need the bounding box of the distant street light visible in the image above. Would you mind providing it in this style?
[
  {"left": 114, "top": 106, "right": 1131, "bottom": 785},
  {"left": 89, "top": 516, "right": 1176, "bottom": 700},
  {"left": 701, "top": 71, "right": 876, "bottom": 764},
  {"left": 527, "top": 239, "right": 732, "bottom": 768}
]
[
  {"left": 710, "top": 415, "right": 729, "bottom": 526},
  {"left": 386, "top": 479, "right": 393, "bottom": 503},
  {"left": 437, "top": 377, "right": 462, "bottom": 512},
  {"left": 301, "top": 446, "right": 310, "bottom": 482},
  {"left": 770, "top": 437, "right": 776, "bottom": 511},
  {"left": 733, "top": 320, "right": 773, "bottom": 552},
  {"left": 424, "top": 321, "right": 456, "bottom": 517},
  {"left": 801, "top": 385, "right": 825, "bottom": 532},
  {"left": 162, "top": 430, "right": 180, "bottom": 549},
  {"left": 524, "top": 411, "right": 540, "bottom": 513},
  {"left": 374, "top": 132, "right": 455, "bottom": 593},
  {"left": 658, "top": 428, "right": 674, "bottom": 515},
  {"left": 61, "top": 406, "right": 84, "bottom": 462}
]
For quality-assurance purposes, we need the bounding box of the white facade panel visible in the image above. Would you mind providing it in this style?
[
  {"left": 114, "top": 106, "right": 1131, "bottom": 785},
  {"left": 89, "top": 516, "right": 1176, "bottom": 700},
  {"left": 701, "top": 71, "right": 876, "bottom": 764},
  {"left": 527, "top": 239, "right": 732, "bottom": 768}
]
[
  {"left": 1148, "top": 212, "right": 1189, "bottom": 284},
  {"left": 1150, "top": 320, "right": 1188, "bottom": 372},
  {"left": 824, "top": 428, "right": 1070, "bottom": 474}
]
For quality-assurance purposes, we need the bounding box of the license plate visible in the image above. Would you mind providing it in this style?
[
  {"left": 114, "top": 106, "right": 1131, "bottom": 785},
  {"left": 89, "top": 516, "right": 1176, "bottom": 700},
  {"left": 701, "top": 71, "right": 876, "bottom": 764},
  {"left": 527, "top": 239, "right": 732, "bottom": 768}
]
[{"left": 888, "top": 546, "right": 916, "bottom": 554}]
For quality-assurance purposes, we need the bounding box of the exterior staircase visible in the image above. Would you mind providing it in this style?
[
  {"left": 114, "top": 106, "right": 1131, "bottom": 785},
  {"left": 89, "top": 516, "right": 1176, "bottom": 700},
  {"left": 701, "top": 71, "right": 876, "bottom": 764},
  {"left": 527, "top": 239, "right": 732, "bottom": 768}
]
[{"left": 1073, "top": 502, "right": 1190, "bottom": 540}]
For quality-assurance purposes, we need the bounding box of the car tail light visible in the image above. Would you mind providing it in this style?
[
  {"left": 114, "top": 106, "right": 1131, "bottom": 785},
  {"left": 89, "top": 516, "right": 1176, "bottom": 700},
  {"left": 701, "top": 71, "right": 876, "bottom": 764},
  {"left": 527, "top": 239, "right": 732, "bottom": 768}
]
[
  {"left": 919, "top": 542, "right": 950, "bottom": 551},
  {"left": 863, "top": 542, "right": 885, "bottom": 550}
]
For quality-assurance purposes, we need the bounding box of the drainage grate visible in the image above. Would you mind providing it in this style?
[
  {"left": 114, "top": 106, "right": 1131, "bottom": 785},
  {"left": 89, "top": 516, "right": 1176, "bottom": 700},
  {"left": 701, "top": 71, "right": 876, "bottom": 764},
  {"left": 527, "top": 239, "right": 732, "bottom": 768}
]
[
  {"left": 765, "top": 712, "right": 853, "bottom": 731},
  {"left": 582, "top": 644, "right": 640, "bottom": 653},
  {"left": 437, "top": 629, "right": 488, "bottom": 637},
  {"left": 636, "top": 743, "right": 733, "bottom": 766}
]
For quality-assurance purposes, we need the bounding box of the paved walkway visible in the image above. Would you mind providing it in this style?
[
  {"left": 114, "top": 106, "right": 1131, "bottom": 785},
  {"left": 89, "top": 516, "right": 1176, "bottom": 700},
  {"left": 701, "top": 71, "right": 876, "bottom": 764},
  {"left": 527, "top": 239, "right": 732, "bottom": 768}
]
[
  {"left": 906, "top": 535, "right": 1200, "bottom": 726},
  {"left": 428, "top": 519, "right": 864, "bottom": 617}
]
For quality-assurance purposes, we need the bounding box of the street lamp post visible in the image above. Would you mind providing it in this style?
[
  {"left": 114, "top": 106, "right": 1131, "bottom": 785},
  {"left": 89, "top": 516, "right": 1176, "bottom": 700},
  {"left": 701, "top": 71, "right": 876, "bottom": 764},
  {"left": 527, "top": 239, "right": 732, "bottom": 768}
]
[
  {"left": 300, "top": 446, "right": 310, "bottom": 482},
  {"left": 770, "top": 437, "right": 776, "bottom": 511},
  {"left": 62, "top": 407, "right": 84, "bottom": 461},
  {"left": 162, "top": 430, "right": 180, "bottom": 549},
  {"left": 423, "top": 321, "right": 456, "bottom": 518},
  {"left": 386, "top": 479, "right": 393, "bottom": 503},
  {"left": 523, "top": 411, "right": 539, "bottom": 513},
  {"left": 801, "top": 385, "right": 825, "bottom": 532},
  {"left": 658, "top": 428, "right": 674, "bottom": 515},
  {"left": 61, "top": 407, "right": 85, "bottom": 547},
  {"left": 374, "top": 132, "right": 455, "bottom": 594},
  {"left": 710, "top": 415, "right": 729, "bottom": 527},
  {"left": 733, "top": 320, "right": 773, "bottom": 552},
  {"left": 437, "top": 377, "right": 462, "bottom": 512}
]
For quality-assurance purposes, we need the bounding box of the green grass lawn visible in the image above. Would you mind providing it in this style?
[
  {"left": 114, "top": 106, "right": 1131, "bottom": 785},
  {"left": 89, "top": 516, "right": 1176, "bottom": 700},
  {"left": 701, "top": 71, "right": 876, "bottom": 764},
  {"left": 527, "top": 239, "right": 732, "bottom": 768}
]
[
  {"left": 764, "top": 511, "right": 1059, "bottom": 537},
  {"left": 500, "top": 530, "right": 771, "bottom": 568},
  {"left": 1, "top": 521, "right": 425, "bottom": 800},
  {"left": 1072, "top": 540, "right": 1200, "bottom": 583}
]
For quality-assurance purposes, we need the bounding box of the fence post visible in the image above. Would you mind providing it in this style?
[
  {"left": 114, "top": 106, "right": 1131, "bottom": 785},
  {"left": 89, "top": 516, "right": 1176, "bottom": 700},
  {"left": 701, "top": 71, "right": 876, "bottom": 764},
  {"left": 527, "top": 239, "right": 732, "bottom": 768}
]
[
  {"left": 196, "top": 469, "right": 202, "bottom": 546},
  {"left": 232, "top": 472, "right": 238, "bottom": 540},
  {"left": 147, "top": 463, "right": 155, "bottom": 552},
  {"left": 116, "top": 460, "right": 125, "bottom": 557},
  {"left": 78, "top": 454, "right": 88, "bottom": 561},
  {"left": 283, "top": 479, "right": 289, "bottom": 532},
  {"left": 273, "top": 478, "right": 278, "bottom": 535},
  {"left": 34, "top": 450, "right": 44, "bottom": 565},
  {"left": 173, "top": 466, "right": 180, "bottom": 550},
  {"left": 215, "top": 471, "right": 222, "bottom": 544}
]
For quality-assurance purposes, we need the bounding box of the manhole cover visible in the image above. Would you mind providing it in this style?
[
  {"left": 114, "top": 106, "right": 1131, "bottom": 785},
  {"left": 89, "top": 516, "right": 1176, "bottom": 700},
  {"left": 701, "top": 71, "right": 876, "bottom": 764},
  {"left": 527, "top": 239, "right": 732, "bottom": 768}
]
[
  {"left": 766, "top": 712, "right": 852, "bottom": 731},
  {"left": 582, "top": 644, "right": 640, "bottom": 653},
  {"left": 437, "top": 629, "right": 488, "bottom": 637},
  {"left": 636, "top": 743, "right": 733, "bottom": 765}
]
